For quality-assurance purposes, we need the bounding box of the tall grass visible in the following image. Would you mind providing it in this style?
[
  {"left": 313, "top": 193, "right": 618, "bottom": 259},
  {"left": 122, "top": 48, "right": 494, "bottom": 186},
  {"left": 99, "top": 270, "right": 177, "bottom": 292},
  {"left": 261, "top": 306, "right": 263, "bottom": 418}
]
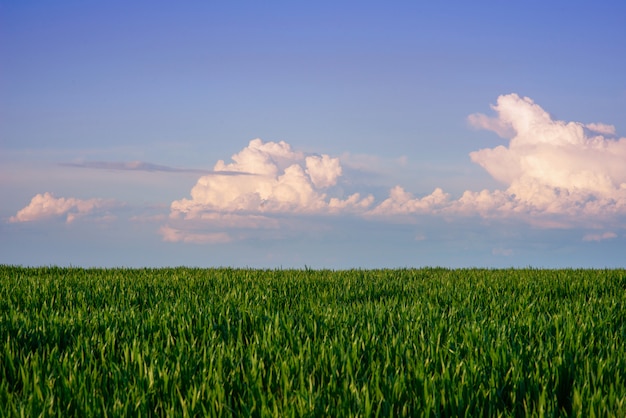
[{"left": 1, "top": 266, "right": 625, "bottom": 416}]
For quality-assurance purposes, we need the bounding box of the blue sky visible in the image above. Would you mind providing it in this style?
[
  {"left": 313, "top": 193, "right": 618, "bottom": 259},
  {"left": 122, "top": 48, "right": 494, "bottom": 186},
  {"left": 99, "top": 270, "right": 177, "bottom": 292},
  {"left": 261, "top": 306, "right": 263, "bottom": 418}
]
[{"left": 2, "top": 0, "right": 625, "bottom": 268}]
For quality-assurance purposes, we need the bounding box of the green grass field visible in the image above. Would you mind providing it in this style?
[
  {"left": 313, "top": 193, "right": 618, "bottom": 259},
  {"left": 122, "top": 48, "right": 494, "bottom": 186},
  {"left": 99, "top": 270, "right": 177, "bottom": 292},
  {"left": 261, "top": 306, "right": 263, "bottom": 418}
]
[{"left": 1, "top": 266, "right": 625, "bottom": 416}]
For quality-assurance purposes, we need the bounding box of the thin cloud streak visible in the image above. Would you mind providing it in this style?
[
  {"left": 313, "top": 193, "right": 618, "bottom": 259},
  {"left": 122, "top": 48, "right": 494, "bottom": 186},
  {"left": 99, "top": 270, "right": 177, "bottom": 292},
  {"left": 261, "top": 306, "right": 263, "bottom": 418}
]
[{"left": 61, "top": 161, "right": 250, "bottom": 176}]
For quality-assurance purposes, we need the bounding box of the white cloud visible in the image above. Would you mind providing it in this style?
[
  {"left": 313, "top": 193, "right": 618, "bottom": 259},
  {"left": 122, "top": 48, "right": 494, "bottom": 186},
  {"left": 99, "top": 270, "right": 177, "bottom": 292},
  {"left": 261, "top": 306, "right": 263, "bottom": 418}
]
[
  {"left": 451, "top": 189, "right": 518, "bottom": 217},
  {"left": 166, "top": 139, "right": 374, "bottom": 243},
  {"left": 9, "top": 192, "right": 118, "bottom": 224},
  {"left": 305, "top": 154, "right": 342, "bottom": 188},
  {"left": 170, "top": 138, "right": 373, "bottom": 218},
  {"left": 463, "top": 93, "right": 626, "bottom": 219},
  {"left": 213, "top": 138, "right": 301, "bottom": 176},
  {"left": 367, "top": 93, "right": 626, "bottom": 228},
  {"left": 367, "top": 186, "right": 449, "bottom": 216}
]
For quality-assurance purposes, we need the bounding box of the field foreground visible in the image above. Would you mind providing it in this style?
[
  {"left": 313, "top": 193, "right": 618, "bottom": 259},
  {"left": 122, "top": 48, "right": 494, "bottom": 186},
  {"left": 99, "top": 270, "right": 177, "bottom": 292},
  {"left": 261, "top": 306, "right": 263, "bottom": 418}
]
[{"left": 1, "top": 266, "right": 625, "bottom": 416}]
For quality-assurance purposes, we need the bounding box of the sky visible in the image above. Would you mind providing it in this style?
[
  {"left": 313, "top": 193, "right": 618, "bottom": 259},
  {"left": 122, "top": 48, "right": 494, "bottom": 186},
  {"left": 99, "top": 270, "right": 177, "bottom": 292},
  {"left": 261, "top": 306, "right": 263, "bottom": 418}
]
[{"left": 1, "top": 0, "right": 626, "bottom": 268}]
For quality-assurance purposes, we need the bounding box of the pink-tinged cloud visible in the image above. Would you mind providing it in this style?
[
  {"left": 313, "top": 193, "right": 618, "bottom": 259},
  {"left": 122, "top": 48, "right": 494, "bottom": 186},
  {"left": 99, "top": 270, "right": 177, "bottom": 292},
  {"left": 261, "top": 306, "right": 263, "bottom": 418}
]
[
  {"left": 464, "top": 93, "right": 626, "bottom": 218},
  {"left": 329, "top": 193, "right": 375, "bottom": 212},
  {"left": 9, "top": 192, "right": 118, "bottom": 224},
  {"left": 367, "top": 186, "right": 449, "bottom": 216},
  {"left": 585, "top": 123, "right": 616, "bottom": 136},
  {"left": 305, "top": 154, "right": 342, "bottom": 188},
  {"left": 170, "top": 138, "right": 373, "bottom": 218},
  {"left": 363, "top": 94, "right": 626, "bottom": 226},
  {"left": 164, "top": 139, "right": 377, "bottom": 243},
  {"left": 467, "top": 112, "right": 515, "bottom": 138}
]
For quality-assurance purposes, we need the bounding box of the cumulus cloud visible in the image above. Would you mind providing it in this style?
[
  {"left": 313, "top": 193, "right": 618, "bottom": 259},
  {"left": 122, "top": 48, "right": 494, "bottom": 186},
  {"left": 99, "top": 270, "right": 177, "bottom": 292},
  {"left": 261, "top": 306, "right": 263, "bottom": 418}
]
[
  {"left": 164, "top": 139, "right": 375, "bottom": 243},
  {"left": 9, "top": 192, "right": 118, "bottom": 223},
  {"left": 170, "top": 138, "right": 373, "bottom": 218},
  {"left": 463, "top": 93, "right": 626, "bottom": 219},
  {"left": 367, "top": 186, "right": 449, "bottom": 216},
  {"left": 362, "top": 93, "right": 626, "bottom": 228},
  {"left": 305, "top": 154, "right": 342, "bottom": 188},
  {"left": 163, "top": 94, "right": 626, "bottom": 244}
]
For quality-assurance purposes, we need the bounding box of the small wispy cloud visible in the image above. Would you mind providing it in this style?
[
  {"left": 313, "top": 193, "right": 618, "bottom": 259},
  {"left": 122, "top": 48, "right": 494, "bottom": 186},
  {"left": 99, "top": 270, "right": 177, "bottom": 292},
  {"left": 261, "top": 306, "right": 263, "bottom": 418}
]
[
  {"left": 9, "top": 192, "right": 121, "bottom": 224},
  {"left": 415, "top": 233, "right": 427, "bottom": 241},
  {"left": 159, "top": 225, "right": 232, "bottom": 244},
  {"left": 582, "top": 231, "right": 617, "bottom": 242},
  {"left": 467, "top": 112, "right": 515, "bottom": 138},
  {"left": 492, "top": 247, "right": 514, "bottom": 256},
  {"left": 585, "top": 123, "right": 616, "bottom": 136},
  {"left": 129, "top": 213, "right": 168, "bottom": 223}
]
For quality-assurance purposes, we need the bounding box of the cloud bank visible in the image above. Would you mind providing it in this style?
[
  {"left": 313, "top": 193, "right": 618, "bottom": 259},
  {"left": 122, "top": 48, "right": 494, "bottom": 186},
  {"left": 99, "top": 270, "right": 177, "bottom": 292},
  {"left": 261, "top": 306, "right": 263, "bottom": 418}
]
[
  {"left": 11, "top": 94, "right": 625, "bottom": 245},
  {"left": 163, "top": 94, "right": 625, "bottom": 242}
]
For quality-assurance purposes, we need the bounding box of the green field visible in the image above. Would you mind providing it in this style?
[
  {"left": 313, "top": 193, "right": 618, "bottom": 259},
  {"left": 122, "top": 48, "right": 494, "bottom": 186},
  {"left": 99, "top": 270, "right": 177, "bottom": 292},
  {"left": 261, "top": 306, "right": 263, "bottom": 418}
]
[{"left": 1, "top": 266, "right": 625, "bottom": 416}]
